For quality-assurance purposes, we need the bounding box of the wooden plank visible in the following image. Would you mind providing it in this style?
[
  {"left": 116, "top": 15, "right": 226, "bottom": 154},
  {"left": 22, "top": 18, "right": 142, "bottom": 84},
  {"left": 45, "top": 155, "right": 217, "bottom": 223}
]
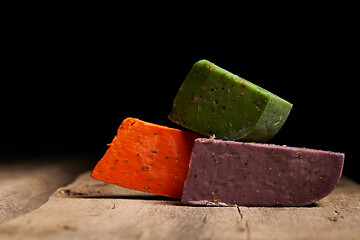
[
  {"left": 0, "top": 171, "right": 359, "bottom": 240},
  {"left": 0, "top": 155, "right": 91, "bottom": 223},
  {"left": 237, "top": 177, "right": 360, "bottom": 239}
]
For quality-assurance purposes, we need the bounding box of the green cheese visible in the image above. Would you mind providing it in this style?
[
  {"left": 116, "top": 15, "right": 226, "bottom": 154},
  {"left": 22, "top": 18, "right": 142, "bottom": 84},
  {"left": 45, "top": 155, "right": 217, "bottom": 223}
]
[{"left": 168, "top": 60, "right": 293, "bottom": 142}]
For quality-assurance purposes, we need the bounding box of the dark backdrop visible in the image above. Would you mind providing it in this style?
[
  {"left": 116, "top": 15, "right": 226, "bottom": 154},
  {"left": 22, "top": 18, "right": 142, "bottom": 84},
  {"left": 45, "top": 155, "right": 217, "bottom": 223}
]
[{"left": 1, "top": 14, "right": 357, "bottom": 181}]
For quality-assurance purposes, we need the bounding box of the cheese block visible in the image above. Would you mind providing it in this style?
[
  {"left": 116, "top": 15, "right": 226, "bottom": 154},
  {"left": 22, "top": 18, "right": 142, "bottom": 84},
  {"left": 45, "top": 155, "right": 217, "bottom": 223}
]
[
  {"left": 91, "top": 118, "right": 202, "bottom": 199},
  {"left": 182, "top": 138, "right": 344, "bottom": 206},
  {"left": 168, "top": 60, "right": 293, "bottom": 142}
]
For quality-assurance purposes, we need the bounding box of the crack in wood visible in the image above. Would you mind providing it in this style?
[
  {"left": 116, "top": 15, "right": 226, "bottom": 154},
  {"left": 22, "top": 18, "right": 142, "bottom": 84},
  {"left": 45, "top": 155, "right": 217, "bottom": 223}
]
[
  {"left": 202, "top": 215, "right": 207, "bottom": 224},
  {"left": 237, "top": 207, "right": 243, "bottom": 219},
  {"left": 237, "top": 207, "right": 250, "bottom": 240},
  {"left": 245, "top": 220, "right": 250, "bottom": 240}
]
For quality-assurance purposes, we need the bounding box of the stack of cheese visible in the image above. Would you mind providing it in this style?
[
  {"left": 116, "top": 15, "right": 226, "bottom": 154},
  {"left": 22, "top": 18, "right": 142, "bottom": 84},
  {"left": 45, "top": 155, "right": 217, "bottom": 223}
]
[{"left": 91, "top": 60, "right": 344, "bottom": 206}]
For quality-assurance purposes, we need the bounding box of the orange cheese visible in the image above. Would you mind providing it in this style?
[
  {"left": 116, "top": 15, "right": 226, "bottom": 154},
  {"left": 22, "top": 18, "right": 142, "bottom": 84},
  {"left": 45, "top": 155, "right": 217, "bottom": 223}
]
[{"left": 91, "top": 117, "right": 202, "bottom": 199}]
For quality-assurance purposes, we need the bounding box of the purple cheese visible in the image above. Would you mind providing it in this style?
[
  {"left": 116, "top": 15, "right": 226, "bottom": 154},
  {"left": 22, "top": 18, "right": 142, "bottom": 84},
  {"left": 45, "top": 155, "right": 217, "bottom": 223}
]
[{"left": 182, "top": 138, "right": 344, "bottom": 207}]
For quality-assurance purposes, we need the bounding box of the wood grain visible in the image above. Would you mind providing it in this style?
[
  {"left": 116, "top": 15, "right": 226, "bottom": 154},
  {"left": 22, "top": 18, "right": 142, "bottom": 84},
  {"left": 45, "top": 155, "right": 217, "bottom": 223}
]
[
  {"left": 0, "top": 171, "right": 359, "bottom": 240},
  {"left": 0, "top": 155, "right": 90, "bottom": 223}
]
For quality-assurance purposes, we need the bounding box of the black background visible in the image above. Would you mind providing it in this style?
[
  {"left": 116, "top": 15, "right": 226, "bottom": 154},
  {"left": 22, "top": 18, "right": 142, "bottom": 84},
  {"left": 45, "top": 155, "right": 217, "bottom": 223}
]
[{"left": 1, "top": 13, "right": 358, "bottom": 181}]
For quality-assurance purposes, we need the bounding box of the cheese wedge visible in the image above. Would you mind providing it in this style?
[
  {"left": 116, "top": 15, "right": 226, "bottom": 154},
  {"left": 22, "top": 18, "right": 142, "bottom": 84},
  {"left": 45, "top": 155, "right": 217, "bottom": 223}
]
[
  {"left": 182, "top": 139, "right": 344, "bottom": 206},
  {"left": 91, "top": 118, "right": 201, "bottom": 199},
  {"left": 168, "top": 60, "right": 293, "bottom": 142}
]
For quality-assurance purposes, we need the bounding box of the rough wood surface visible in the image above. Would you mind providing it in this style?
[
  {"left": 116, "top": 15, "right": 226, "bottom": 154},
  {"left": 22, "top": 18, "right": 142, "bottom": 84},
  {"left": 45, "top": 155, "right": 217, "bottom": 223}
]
[
  {"left": 0, "top": 155, "right": 91, "bottom": 223},
  {"left": 0, "top": 171, "right": 359, "bottom": 240}
]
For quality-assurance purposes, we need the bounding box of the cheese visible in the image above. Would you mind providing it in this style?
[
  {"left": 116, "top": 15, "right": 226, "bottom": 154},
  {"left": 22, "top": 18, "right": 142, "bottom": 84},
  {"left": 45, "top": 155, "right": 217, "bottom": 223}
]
[
  {"left": 168, "top": 60, "right": 293, "bottom": 142},
  {"left": 182, "top": 138, "right": 344, "bottom": 206},
  {"left": 91, "top": 118, "right": 201, "bottom": 199}
]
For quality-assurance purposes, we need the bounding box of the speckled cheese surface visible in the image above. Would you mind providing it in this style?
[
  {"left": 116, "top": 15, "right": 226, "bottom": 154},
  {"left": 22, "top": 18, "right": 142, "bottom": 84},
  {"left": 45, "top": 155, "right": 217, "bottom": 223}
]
[
  {"left": 181, "top": 138, "right": 344, "bottom": 206},
  {"left": 168, "top": 60, "right": 293, "bottom": 142}
]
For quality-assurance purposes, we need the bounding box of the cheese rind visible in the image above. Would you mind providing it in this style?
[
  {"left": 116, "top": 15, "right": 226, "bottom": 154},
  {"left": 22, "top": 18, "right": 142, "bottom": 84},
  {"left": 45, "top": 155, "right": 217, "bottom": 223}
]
[
  {"left": 182, "top": 139, "right": 344, "bottom": 206},
  {"left": 168, "top": 60, "right": 292, "bottom": 142}
]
